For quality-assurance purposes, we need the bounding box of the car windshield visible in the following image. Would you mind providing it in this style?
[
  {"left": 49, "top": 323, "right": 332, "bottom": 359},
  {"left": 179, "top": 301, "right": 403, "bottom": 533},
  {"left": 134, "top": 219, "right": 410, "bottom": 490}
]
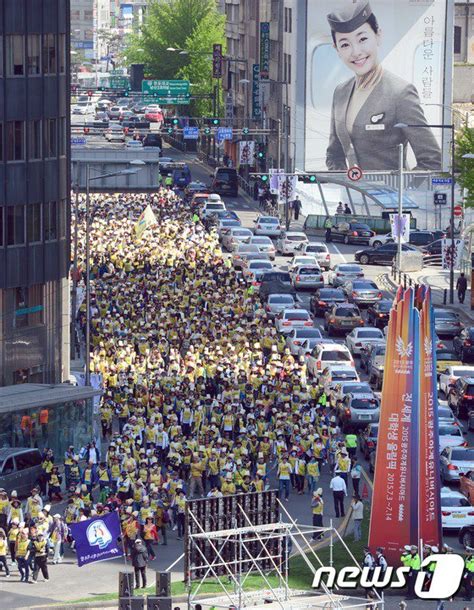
[
  {"left": 452, "top": 369, "right": 474, "bottom": 377},
  {"left": 352, "top": 224, "right": 371, "bottom": 230},
  {"left": 438, "top": 408, "right": 455, "bottom": 419},
  {"left": 353, "top": 281, "right": 378, "bottom": 289},
  {"left": 336, "top": 307, "right": 359, "bottom": 317},
  {"left": 373, "top": 346, "right": 386, "bottom": 356},
  {"left": 250, "top": 262, "right": 273, "bottom": 269},
  {"left": 320, "top": 290, "right": 344, "bottom": 298},
  {"left": 252, "top": 237, "right": 271, "bottom": 243},
  {"left": 321, "top": 350, "right": 350, "bottom": 361},
  {"left": 439, "top": 426, "right": 462, "bottom": 436},
  {"left": 270, "top": 295, "right": 295, "bottom": 304},
  {"left": 233, "top": 230, "right": 251, "bottom": 236},
  {"left": 451, "top": 449, "right": 474, "bottom": 460},
  {"left": 368, "top": 425, "right": 379, "bottom": 437},
  {"left": 294, "top": 329, "right": 322, "bottom": 339},
  {"left": 299, "top": 267, "right": 321, "bottom": 275},
  {"left": 339, "top": 265, "right": 361, "bottom": 273},
  {"left": 435, "top": 311, "right": 458, "bottom": 320},
  {"left": 442, "top": 496, "right": 470, "bottom": 507},
  {"left": 357, "top": 330, "right": 383, "bottom": 339},
  {"left": 307, "top": 245, "right": 327, "bottom": 253},
  {"left": 286, "top": 235, "right": 306, "bottom": 242},
  {"left": 207, "top": 203, "right": 224, "bottom": 210},
  {"left": 377, "top": 302, "right": 392, "bottom": 312},
  {"left": 260, "top": 217, "right": 278, "bottom": 224},
  {"left": 437, "top": 352, "right": 459, "bottom": 360},
  {"left": 262, "top": 272, "right": 291, "bottom": 282},
  {"left": 342, "top": 382, "right": 371, "bottom": 394},
  {"left": 351, "top": 398, "right": 379, "bottom": 409},
  {"left": 286, "top": 312, "right": 309, "bottom": 320},
  {"left": 332, "top": 371, "right": 358, "bottom": 381}
]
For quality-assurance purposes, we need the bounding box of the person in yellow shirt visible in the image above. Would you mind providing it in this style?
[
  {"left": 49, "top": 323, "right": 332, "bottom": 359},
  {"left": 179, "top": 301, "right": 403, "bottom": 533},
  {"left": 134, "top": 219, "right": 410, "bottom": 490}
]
[
  {"left": 15, "top": 529, "right": 31, "bottom": 582},
  {"left": 311, "top": 489, "right": 324, "bottom": 541},
  {"left": 174, "top": 489, "right": 186, "bottom": 540},
  {"left": 277, "top": 456, "right": 292, "bottom": 501},
  {"left": 0, "top": 530, "right": 10, "bottom": 577},
  {"left": 189, "top": 456, "right": 205, "bottom": 497},
  {"left": 221, "top": 473, "right": 236, "bottom": 496}
]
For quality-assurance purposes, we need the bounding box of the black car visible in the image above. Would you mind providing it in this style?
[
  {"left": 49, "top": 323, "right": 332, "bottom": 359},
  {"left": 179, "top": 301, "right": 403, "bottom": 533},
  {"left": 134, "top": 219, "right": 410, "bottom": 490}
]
[
  {"left": 259, "top": 271, "right": 295, "bottom": 299},
  {"left": 447, "top": 377, "right": 474, "bottom": 418},
  {"left": 143, "top": 133, "right": 163, "bottom": 149},
  {"left": 132, "top": 103, "right": 147, "bottom": 114},
  {"left": 309, "top": 288, "right": 346, "bottom": 317},
  {"left": 387, "top": 230, "right": 436, "bottom": 247},
  {"left": 454, "top": 328, "right": 474, "bottom": 361},
  {"left": 328, "top": 222, "right": 375, "bottom": 245},
  {"left": 422, "top": 239, "right": 442, "bottom": 259},
  {"left": 459, "top": 524, "right": 474, "bottom": 549},
  {"left": 366, "top": 300, "right": 392, "bottom": 328},
  {"left": 354, "top": 243, "right": 416, "bottom": 266}
]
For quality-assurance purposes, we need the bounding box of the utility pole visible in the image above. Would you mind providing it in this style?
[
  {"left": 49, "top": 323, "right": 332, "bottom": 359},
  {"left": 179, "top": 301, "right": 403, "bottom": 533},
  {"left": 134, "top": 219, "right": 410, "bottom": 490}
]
[
  {"left": 397, "top": 143, "right": 404, "bottom": 282},
  {"left": 277, "top": 118, "right": 282, "bottom": 170},
  {"left": 70, "top": 170, "right": 80, "bottom": 361}
]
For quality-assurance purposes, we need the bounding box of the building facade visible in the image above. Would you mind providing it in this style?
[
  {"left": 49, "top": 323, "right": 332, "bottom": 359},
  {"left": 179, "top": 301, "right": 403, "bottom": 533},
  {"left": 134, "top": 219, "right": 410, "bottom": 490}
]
[
  {"left": 0, "top": 0, "right": 71, "bottom": 386},
  {"left": 454, "top": 0, "right": 474, "bottom": 103}
]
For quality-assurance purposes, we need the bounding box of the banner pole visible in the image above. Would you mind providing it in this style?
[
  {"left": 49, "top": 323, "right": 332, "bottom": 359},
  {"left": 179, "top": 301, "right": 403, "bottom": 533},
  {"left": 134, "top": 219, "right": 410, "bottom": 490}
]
[{"left": 119, "top": 516, "right": 134, "bottom": 606}]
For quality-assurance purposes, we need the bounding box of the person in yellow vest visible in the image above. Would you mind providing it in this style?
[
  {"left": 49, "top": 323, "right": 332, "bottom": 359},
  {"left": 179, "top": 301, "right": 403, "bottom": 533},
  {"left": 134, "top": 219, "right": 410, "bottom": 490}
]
[
  {"left": 30, "top": 532, "right": 49, "bottom": 582},
  {"left": 311, "top": 489, "right": 324, "bottom": 541},
  {"left": 0, "top": 529, "right": 10, "bottom": 577},
  {"left": 174, "top": 489, "right": 186, "bottom": 540},
  {"left": 295, "top": 455, "right": 306, "bottom": 494},
  {"left": 48, "top": 466, "right": 63, "bottom": 501},
  {"left": 335, "top": 449, "right": 351, "bottom": 485},
  {"left": 189, "top": 456, "right": 205, "bottom": 498},
  {"left": 8, "top": 518, "right": 20, "bottom": 562},
  {"left": 306, "top": 457, "right": 320, "bottom": 494},
  {"left": 15, "top": 529, "right": 31, "bottom": 583},
  {"left": 463, "top": 551, "right": 474, "bottom": 601},
  {"left": 0, "top": 489, "right": 9, "bottom": 531},
  {"left": 8, "top": 497, "right": 24, "bottom": 526},
  {"left": 97, "top": 462, "right": 111, "bottom": 491},
  {"left": 221, "top": 473, "right": 236, "bottom": 496},
  {"left": 142, "top": 516, "right": 158, "bottom": 560},
  {"left": 123, "top": 510, "right": 140, "bottom": 557},
  {"left": 277, "top": 456, "right": 292, "bottom": 501},
  {"left": 406, "top": 545, "right": 421, "bottom": 600}
]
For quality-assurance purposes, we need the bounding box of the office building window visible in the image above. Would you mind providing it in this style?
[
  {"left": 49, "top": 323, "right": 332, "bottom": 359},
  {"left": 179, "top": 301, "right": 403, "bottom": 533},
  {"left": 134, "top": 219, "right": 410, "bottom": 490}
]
[
  {"left": 14, "top": 285, "right": 43, "bottom": 328},
  {"left": 27, "top": 35, "right": 41, "bottom": 75},
  {"left": 27, "top": 203, "right": 42, "bottom": 243},
  {"left": 43, "top": 34, "right": 56, "bottom": 74},
  {"left": 58, "top": 199, "right": 67, "bottom": 238},
  {"left": 28, "top": 120, "right": 42, "bottom": 160},
  {"left": 44, "top": 119, "right": 57, "bottom": 158},
  {"left": 0, "top": 36, "right": 3, "bottom": 76},
  {"left": 0, "top": 208, "right": 3, "bottom": 246},
  {"left": 0, "top": 123, "right": 3, "bottom": 161},
  {"left": 283, "top": 53, "right": 292, "bottom": 84},
  {"left": 285, "top": 8, "right": 293, "bottom": 33},
  {"left": 44, "top": 201, "right": 57, "bottom": 241},
  {"left": 59, "top": 117, "right": 66, "bottom": 156},
  {"left": 6, "top": 35, "right": 25, "bottom": 76},
  {"left": 454, "top": 26, "right": 462, "bottom": 55},
  {"left": 7, "top": 206, "right": 25, "bottom": 245},
  {"left": 6, "top": 121, "right": 25, "bottom": 161},
  {"left": 59, "top": 34, "right": 66, "bottom": 73}
]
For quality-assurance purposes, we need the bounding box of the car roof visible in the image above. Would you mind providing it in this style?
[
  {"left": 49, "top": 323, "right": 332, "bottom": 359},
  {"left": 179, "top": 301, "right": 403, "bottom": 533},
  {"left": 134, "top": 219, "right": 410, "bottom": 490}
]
[
  {"left": 0, "top": 447, "right": 40, "bottom": 459},
  {"left": 283, "top": 308, "right": 310, "bottom": 315},
  {"left": 284, "top": 232, "right": 307, "bottom": 237}
]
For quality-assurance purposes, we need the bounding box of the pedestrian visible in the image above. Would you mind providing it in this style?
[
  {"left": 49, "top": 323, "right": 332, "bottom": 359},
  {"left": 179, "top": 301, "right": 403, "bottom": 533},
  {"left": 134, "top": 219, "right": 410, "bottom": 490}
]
[
  {"left": 142, "top": 516, "right": 158, "bottom": 560},
  {"left": 277, "top": 455, "right": 292, "bottom": 502},
  {"left": 15, "top": 528, "right": 31, "bottom": 583},
  {"left": 329, "top": 472, "right": 347, "bottom": 518},
  {"left": 362, "top": 546, "right": 376, "bottom": 604},
  {"left": 457, "top": 272, "right": 468, "bottom": 304},
  {"left": 324, "top": 216, "right": 333, "bottom": 242},
  {"left": 345, "top": 432, "right": 358, "bottom": 459},
  {"left": 344, "top": 203, "right": 352, "bottom": 215},
  {"left": 0, "top": 529, "right": 10, "bottom": 577},
  {"left": 31, "top": 532, "right": 49, "bottom": 583},
  {"left": 406, "top": 544, "right": 421, "bottom": 600},
  {"left": 375, "top": 547, "right": 387, "bottom": 574},
  {"left": 350, "top": 459, "right": 361, "bottom": 496},
  {"left": 293, "top": 197, "right": 302, "bottom": 221},
  {"left": 50, "top": 514, "right": 67, "bottom": 564},
  {"left": 174, "top": 489, "right": 186, "bottom": 541},
  {"left": 131, "top": 539, "right": 148, "bottom": 590},
  {"left": 311, "top": 489, "right": 324, "bottom": 541},
  {"left": 336, "top": 201, "right": 344, "bottom": 214},
  {"left": 350, "top": 494, "right": 363, "bottom": 541},
  {"left": 463, "top": 550, "right": 474, "bottom": 601}
]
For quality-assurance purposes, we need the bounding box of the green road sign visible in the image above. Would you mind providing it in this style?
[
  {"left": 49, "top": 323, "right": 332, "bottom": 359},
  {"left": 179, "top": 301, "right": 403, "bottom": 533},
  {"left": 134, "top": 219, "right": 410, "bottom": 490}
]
[
  {"left": 149, "top": 95, "right": 191, "bottom": 105},
  {"left": 110, "top": 76, "right": 130, "bottom": 89},
  {"left": 142, "top": 79, "right": 190, "bottom": 96}
]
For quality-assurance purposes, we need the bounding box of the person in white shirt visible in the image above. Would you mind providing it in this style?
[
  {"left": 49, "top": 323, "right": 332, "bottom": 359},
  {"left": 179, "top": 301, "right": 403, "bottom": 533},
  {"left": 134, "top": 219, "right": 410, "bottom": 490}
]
[
  {"left": 350, "top": 494, "right": 364, "bottom": 541},
  {"left": 329, "top": 473, "right": 347, "bottom": 518}
]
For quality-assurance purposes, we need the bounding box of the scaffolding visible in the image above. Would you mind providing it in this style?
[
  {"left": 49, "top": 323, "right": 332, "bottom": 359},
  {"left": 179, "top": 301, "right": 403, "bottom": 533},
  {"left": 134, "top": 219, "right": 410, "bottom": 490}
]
[{"left": 185, "top": 499, "right": 384, "bottom": 610}]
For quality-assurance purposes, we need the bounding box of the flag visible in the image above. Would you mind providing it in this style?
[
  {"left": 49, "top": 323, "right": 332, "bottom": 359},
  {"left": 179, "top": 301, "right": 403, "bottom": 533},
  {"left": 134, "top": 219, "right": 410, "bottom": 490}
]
[
  {"left": 389, "top": 213, "right": 410, "bottom": 244},
  {"left": 277, "top": 175, "right": 297, "bottom": 202},
  {"left": 239, "top": 141, "right": 255, "bottom": 165},
  {"left": 70, "top": 511, "right": 123, "bottom": 567},
  {"left": 134, "top": 204, "right": 157, "bottom": 239},
  {"left": 441, "top": 238, "right": 464, "bottom": 270}
]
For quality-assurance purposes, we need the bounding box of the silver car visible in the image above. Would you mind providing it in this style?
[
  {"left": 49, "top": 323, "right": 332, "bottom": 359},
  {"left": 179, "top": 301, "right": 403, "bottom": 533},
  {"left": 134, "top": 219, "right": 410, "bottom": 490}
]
[
  {"left": 242, "top": 259, "right": 274, "bottom": 284},
  {"left": 297, "top": 336, "right": 330, "bottom": 359},
  {"left": 297, "top": 242, "right": 331, "bottom": 270},
  {"left": 222, "top": 227, "right": 253, "bottom": 252},
  {"left": 286, "top": 327, "right": 323, "bottom": 354},
  {"left": 249, "top": 236, "right": 276, "bottom": 260},
  {"left": 440, "top": 446, "right": 474, "bottom": 483},
  {"left": 328, "top": 264, "right": 364, "bottom": 287},
  {"left": 290, "top": 265, "right": 324, "bottom": 290},
  {"left": 218, "top": 218, "right": 241, "bottom": 238},
  {"left": 275, "top": 231, "right": 309, "bottom": 255},
  {"left": 265, "top": 294, "right": 296, "bottom": 318},
  {"left": 434, "top": 309, "right": 464, "bottom": 338},
  {"left": 343, "top": 280, "right": 382, "bottom": 306},
  {"left": 232, "top": 244, "right": 261, "bottom": 269}
]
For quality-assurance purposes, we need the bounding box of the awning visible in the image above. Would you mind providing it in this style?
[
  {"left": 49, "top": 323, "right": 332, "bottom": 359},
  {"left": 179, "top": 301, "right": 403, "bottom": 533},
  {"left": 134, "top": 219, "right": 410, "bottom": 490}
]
[{"left": 0, "top": 383, "right": 102, "bottom": 415}]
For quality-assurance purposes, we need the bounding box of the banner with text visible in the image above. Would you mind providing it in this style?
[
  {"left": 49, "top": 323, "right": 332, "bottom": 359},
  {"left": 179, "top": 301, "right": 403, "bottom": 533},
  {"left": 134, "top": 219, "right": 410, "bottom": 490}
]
[
  {"left": 239, "top": 141, "right": 255, "bottom": 165},
  {"left": 70, "top": 512, "right": 123, "bottom": 567}
]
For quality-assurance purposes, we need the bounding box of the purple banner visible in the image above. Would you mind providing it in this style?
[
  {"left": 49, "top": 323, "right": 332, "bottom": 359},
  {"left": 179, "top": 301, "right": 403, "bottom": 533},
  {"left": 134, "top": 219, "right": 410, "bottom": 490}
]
[{"left": 70, "top": 511, "right": 123, "bottom": 567}]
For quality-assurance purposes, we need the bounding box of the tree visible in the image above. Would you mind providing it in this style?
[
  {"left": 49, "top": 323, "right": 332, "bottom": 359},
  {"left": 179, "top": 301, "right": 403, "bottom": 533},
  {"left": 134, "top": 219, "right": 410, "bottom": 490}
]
[
  {"left": 456, "top": 125, "right": 474, "bottom": 208},
  {"left": 125, "top": 0, "right": 225, "bottom": 114}
]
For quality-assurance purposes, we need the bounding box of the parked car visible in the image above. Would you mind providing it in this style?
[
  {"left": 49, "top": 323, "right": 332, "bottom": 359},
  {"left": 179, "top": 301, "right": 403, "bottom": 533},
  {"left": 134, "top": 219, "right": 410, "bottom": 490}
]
[
  {"left": 354, "top": 243, "right": 418, "bottom": 266},
  {"left": 265, "top": 294, "right": 296, "bottom": 318},
  {"left": 345, "top": 327, "right": 385, "bottom": 355},
  {"left": 387, "top": 230, "right": 436, "bottom": 247},
  {"left": 438, "top": 424, "right": 467, "bottom": 452},
  {"left": 369, "top": 232, "right": 393, "bottom": 248},
  {"left": 359, "top": 423, "right": 380, "bottom": 460},
  {"left": 286, "top": 327, "right": 324, "bottom": 355},
  {"left": 275, "top": 309, "right": 314, "bottom": 335},
  {"left": 447, "top": 377, "right": 474, "bottom": 418},
  {"left": 436, "top": 350, "right": 463, "bottom": 376},
  {"left": 328, "top": 264, "right": 364, "bottom": 287},
  {"left": 253, "top": 216, "right": 282, "bottom": 236},
  {"left": 342, "top": 279, "right": 383, "bottom": 306},
  {"left": 296, "top": 242, "right": 331, "bottom": 270},
  {"left": 290, "top": 265, "right": 324, "bottom": 290},
  {"left": 460, "top": 471, "right": 474, "bottom": 505},
  {"left": 306, "top": 343, "right": 354, "bottom": 377},
  {"left": 440, "top": 447, "right": 474, "bottom": 483},
  {"left": 434, "top": 309, "right": 464, "bottom": 338},
  {"left": 310, "top": 288, "right": 346, "bottom": 317},
  {"left": 440, "top": 488, "right": 474, "bottom": 530},
  {"left": 107, "top": 105, "right": 123, "bottom": 120},
  {"left": 0, "top": 448, "right": 43, "bottom": 497},
  {"left": 259, "top": 271, "right": 295, "bottom": 299},
  {"left": 324, "top": 304, "right": 364, "bottom": 336},
  {"left": 275, "top": 232, "right": 309, "bottom": 255},
  {"left": 336, "top": 393, "right": 380, "bottom": 432},
  {"left": 327, "top": 221, "right": 375, "bottom": 245},
  {"left": 366, "top": 300, "right": 392, "bottom": 328},
  {"left": 222, "top": 227, "right": 254, "bottom": 252},
  {"left": 249, "top": 236, "right": 276, "bottom": 260},
  {"left": 453, "top": 328, "right": 474, "bottom": 361}
]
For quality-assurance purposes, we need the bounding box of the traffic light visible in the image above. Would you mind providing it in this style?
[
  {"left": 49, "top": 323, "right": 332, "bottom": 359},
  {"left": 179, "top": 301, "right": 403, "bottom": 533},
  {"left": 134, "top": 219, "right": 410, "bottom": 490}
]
[
  {"left": 123, "top": 90, "right": 129, "bottom": 97},
  {"left": 205, "top": 117, "right": 220, "bottom": 126},
  {"left": 87, "top": 90, "right": 93, "bottom": 98},
  {"left": 255, "top": 173, "right": 269, "bottom": 183},
  {"left": 98, "top": 86, "right": 106, "bottom": 92},
  {"left": 171, "top": 118, "right": 179, "bottom": 126},
  {"left": 242, "top": 127, "right": 249, "bottom": 135},
  {"left": 204, "top": 127, "right": 211, "bottom": 135},
  {"left": 167, "top": 127, "right": 174, "bottom": 135},
  {"left": 298, "top": 174, "right": 318, "bottom": 183},
  {"left": 257, "top": 143, "right": 266, "bottom": 160}
]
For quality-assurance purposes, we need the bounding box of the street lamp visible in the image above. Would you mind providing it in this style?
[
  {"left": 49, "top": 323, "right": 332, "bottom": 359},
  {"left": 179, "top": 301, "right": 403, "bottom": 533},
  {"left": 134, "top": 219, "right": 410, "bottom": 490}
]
[{"left": 395, "top": 121, "right": 456, "bottom": 303}]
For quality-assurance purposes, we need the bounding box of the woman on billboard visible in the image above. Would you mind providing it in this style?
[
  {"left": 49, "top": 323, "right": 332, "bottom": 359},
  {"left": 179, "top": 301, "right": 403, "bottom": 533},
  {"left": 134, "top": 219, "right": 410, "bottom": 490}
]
[{"left": 325, "top": 0, "right": 441, "bottom": 171}]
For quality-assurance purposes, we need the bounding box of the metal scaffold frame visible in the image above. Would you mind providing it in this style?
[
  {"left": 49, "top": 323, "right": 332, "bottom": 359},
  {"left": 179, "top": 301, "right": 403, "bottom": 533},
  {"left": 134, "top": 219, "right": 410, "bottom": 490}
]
[{"left": 185, "top": 499, "right": 384, "bottom": 610}]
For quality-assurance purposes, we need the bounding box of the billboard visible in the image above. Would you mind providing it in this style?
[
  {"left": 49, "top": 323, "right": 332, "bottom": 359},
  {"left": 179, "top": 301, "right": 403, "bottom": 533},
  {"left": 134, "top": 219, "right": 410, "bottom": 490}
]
[{"left": 304, "top": 0, "right": 452, "bottom": 172}]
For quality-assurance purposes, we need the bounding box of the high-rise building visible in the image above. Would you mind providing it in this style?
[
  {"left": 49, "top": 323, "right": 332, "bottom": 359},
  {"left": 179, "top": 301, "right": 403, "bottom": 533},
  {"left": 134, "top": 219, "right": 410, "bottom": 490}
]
[{"left": 0, "top": 0, "right": 71, "bottom": 386}]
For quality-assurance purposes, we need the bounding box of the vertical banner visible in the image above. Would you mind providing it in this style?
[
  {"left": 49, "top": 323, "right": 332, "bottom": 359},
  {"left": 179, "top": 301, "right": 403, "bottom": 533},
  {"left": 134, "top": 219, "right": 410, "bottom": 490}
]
[
  {"left": 441, "top": 238, "right": 464, "bottom": 270},
  {"left": 260, "top": 22, "right": 270, "bottom": 80},
  {"left": 417, "top": 287, "right": 442, "bottom": 548},
  {"left": 239, "top": 141, "right": 255, "bottom": 165},
  {"left": 389, "top": 213, "right": 411, "bottom": 244},
  {"left": 252, "top": 64, "right": 261, "bottom": 120},
  {"left": 70, "top": 512, "right": 123, "bottom": 567},
  {"left": 369, "top": 288, "right": 418, "bottom": 564},
  {"left": 212, "top": 44, "right": 223, "bottom": 79},
  {"left": 278, "top": 175, "right": 297, "bottom": 202}
]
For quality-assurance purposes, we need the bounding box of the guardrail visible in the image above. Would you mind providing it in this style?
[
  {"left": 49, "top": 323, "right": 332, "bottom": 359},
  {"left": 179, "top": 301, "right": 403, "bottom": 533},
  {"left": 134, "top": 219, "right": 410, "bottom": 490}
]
[
  {"left": 390, "top": 263, "right": 451, "bottom": 304},
  {"left": 303, "top": 214, "right": 417, "bottom": 234}
]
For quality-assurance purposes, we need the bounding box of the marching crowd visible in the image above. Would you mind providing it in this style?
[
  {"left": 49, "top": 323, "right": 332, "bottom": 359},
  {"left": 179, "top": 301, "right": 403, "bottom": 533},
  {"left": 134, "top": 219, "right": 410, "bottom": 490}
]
[{"left": 0, "top": 185, "right": 473, "bottom": 602}]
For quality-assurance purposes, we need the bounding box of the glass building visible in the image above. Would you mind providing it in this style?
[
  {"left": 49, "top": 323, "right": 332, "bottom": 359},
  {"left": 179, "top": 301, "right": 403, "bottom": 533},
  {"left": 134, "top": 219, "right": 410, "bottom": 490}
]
[{"left": 0, "top": 0, "right": 71, "bottom": 386}]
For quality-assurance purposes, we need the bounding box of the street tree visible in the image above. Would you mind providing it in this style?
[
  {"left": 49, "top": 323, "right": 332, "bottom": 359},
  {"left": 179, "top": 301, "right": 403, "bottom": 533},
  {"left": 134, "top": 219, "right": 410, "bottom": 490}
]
[{"left": 456, "top": 125, "right": 474, "bottom": 208}]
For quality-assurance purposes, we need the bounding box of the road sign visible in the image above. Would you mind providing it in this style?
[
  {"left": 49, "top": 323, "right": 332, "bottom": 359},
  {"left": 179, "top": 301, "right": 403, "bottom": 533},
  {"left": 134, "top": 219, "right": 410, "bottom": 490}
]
[
  {"left": 183, "top": 127, "right": 199, "bottom": 140},
  {"left": 71, "top": 137, "right": 87, "bottom": 146},
  {"left": 216, "top": 127, "right": 233, "bottom": 143},
  {"left": 110, "top": 76, "right": 129, "bottom": 89},
  {"left": 454, "top": 205, "right": 463, "bottom": 217},
  {"left": 252, "top": 64, "right": 261, "bottom": 120},
  {"left": 432, "top": 177, "right": 452, "bottom": 185},
  {"left": 347, "top": 166, "right": 363, "bottom": 181},
  {"left": 142, "top": 79, "right": 190, "bottom": 96},
  {"left": 151, "top": 95, "right": 190, "bottom": 105},
  {"left": 433, "top": 193, "right": 447, "bottom": 205}
]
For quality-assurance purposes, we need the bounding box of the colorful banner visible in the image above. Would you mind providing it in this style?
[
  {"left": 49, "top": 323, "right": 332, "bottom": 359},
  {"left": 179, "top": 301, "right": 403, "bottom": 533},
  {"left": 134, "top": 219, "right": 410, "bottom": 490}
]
[
  {"left": 389, "top": 213, "right": 410, "bottom": 244},
  {"left": 260, "top": 22, "right": 270, "bottom": 80},
  {"left": 417, "top": 287, "right": 442, "bottom": 547},
  {"left": 369, "top": 287, "right": 441, "bottom": 564},
  {"left": 441, "top": 238, "right": 464, "bottom": 270},
  {"left": 239, "top": 141, "right": 255, "bottom": 165},
  {"left": 252, "top": 64, "right": 261, "bottom": 120},
  {"left": 277, "top": 175, "right": 297, "bottom": 202},
  {"left": 134, "top": 204, "right": 157, "bottom": 239},
  {"left": 212, "top": 43, "right": 223, "bottom": 79},
  {"left": 70, "top": 512, "right": 123, "bottom": 567}
]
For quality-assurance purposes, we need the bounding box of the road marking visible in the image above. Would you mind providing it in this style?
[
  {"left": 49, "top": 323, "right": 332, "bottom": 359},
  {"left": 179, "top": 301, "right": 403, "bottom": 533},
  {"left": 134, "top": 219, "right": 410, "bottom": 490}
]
[
  {"left": 329, "top": 243, "right": 347, "bottom": 264},
  {"left": 362, "top": 465, "right": 374, "bottom": 489}
]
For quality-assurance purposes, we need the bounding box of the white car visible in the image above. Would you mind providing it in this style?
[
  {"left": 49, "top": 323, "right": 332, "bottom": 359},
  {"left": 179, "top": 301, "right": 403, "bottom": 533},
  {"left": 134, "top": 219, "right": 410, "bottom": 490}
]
[
  {"left": 438, "top": 424, "right": 467, "bottom": 452},
  {"left": 105, "top": 125, "right": 125, "bottom": 142},
  {"left": 297, "top": 242, "right": 331, "bottom": 270},
  {"left": 254, "top": 215, "right": 282, "bottom": 236},
  {"left": 345, "top": 328, "right": 385, "bottom": 355},
  {"left": 72, "top": 101, "right": 94, "bottom": 115},
  {"left": 218, "top": 218, "right": 241, "bottom": 238},
  {"left": 320, "top": 365, "right": 360, "bottom": 393},
  {"left": 275, "top": 309, "right": 314, "bottom": 334},
  {"left": 289, "top": 255, "right": 319, "bottom": 271},
  {"left": 330, "top": 381, "right": 374, "bottom": 406},
  {"left": 242, "top": 259, "right": 274, "bottom": 284},
  {"left": 369, "top": 233, "right": 392, "bottom": 248},
  {"left": 275, "top": 231, "right": 309, "bottom": 255},
  {"left": 286, "top": 327, "right": 324, "bottom": 355},
  {"left": 202, "top": 201, "right": 226, "bottom": 219},
  {"left": 306, "top": 343, "right": 355, "bottom": 377},
  {"left": 126, "top": 139, "right": 143, "bottom": 149},
  {"left": 297, "top": 337, "right": 330, "bottom": 360},
  {"left": 439, "top": 366, "right": 474, "bottom": 396},
  {"left": 328, "top": 264, "right": 364, "bottom": 287},
  {"left": 440, "top": 488, "right": 474, "bottom": 530},
  {"left": 265, "top": 294, "right": 296, "bottom": 318},
  {"left": 249, "top": 236, "right": 276, "bottom": 260},
  {"left": 221, "top": 227, "right": 253, "bottom": 251}
]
